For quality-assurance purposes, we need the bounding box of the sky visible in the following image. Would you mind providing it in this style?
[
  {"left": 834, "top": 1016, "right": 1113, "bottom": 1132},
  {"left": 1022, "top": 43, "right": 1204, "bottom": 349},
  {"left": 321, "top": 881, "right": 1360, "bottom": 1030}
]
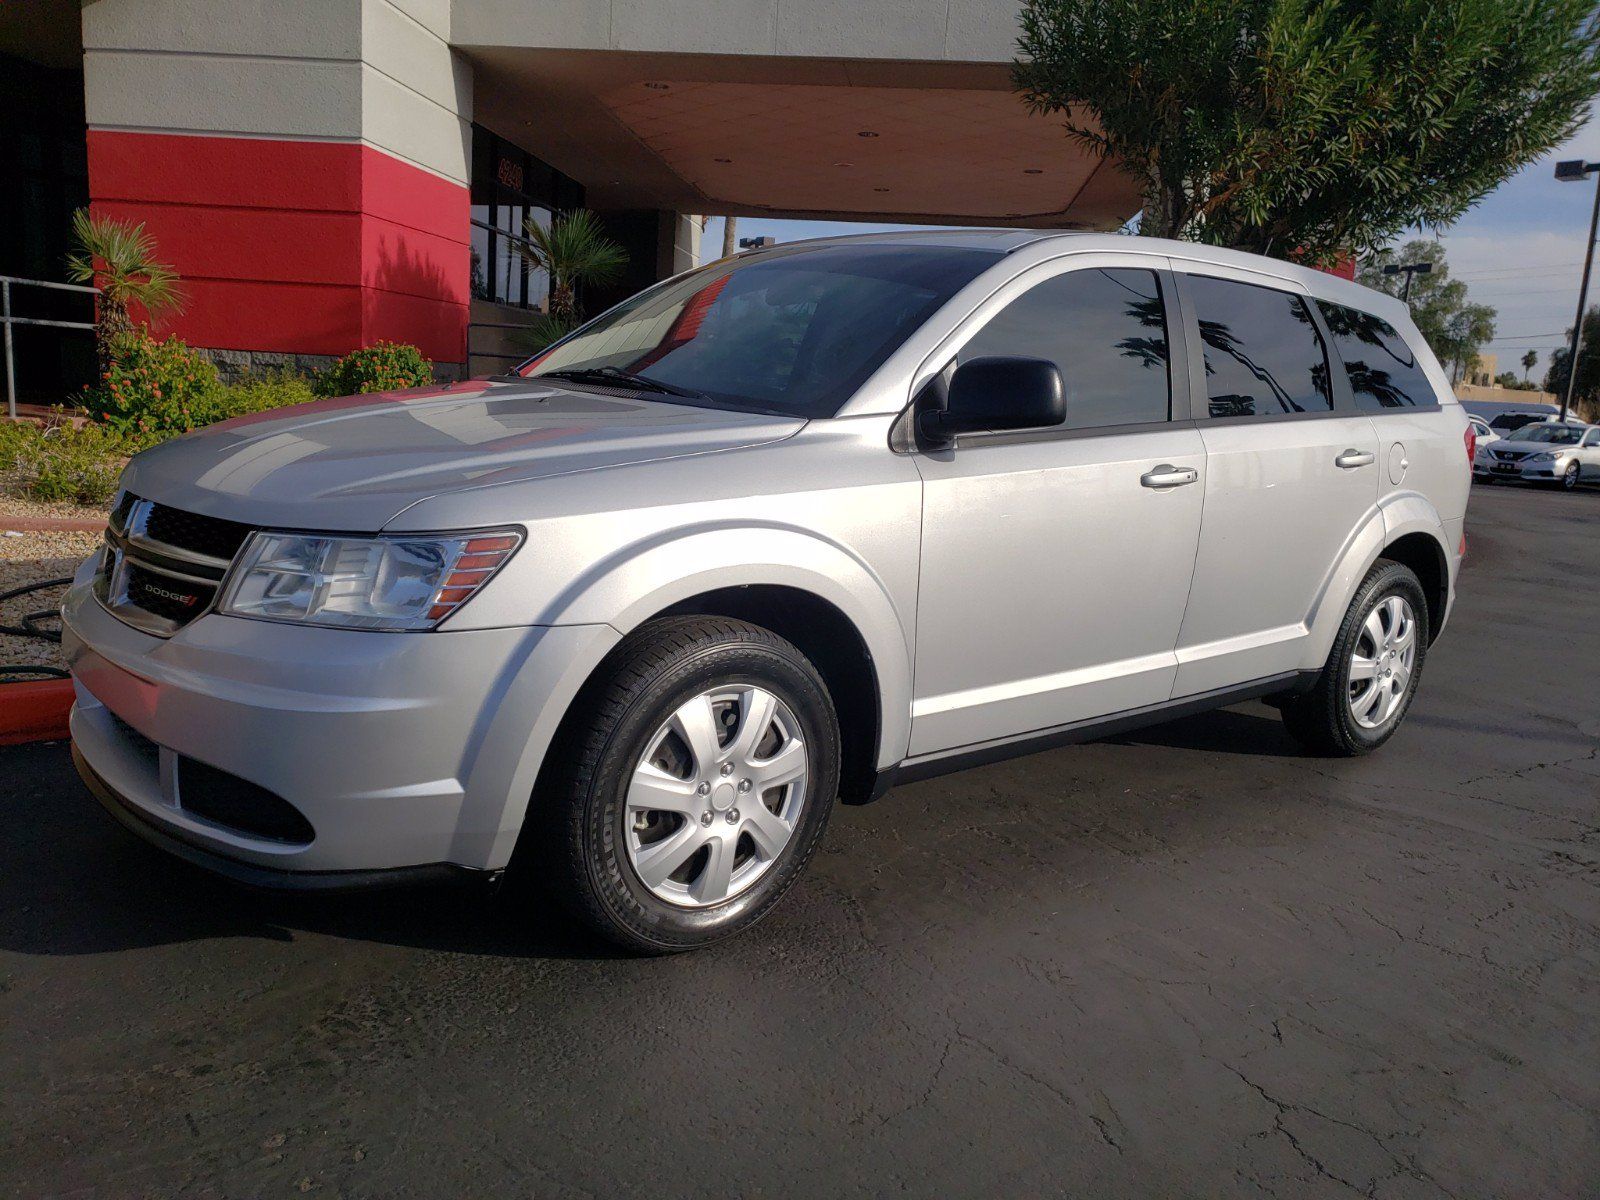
[{"left": 697, "top": 107, "right": 1597, "bottom": 384}]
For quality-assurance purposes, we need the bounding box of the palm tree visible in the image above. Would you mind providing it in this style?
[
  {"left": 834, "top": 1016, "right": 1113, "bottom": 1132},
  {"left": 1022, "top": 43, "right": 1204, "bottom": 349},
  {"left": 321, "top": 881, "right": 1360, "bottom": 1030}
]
[
  {"left": 516, "top": 210, "right": 628, "bottom": 328},
  {"left": 1521, "top": 349, "right": 1538, "bottom": 384},
  {"left": 64, "top": 209, "right": 183, "bottom": 372}
]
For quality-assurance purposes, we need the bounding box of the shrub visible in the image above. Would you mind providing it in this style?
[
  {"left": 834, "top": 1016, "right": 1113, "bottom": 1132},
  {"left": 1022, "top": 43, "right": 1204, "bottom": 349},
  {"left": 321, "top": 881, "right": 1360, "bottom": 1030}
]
[
  {"left": 0, "top": 419, "right": 130, "bottom": 507},
  {"left": 317, "top": 341, "right": 433, "bottom": 397},
  {"left": 211, "top": 369, "right": 319, "bottom": 421},
  {"left": 82, "top": 331, "right": 223, "bottom": 449}
]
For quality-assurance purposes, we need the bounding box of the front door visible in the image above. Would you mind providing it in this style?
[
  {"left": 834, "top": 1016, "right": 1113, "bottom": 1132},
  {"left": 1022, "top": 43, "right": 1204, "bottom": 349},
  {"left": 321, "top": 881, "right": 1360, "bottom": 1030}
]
[{"left": 910, "top": 261, "right": 1206, "bottom": 758}]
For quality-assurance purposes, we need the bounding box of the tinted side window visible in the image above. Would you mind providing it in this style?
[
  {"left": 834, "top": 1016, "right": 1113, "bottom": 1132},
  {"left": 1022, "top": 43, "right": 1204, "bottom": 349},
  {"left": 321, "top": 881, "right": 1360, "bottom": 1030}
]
[
  {"left": 957, "top": 268, "right": 1170, "bottom": 429},
  {"left": 1317, "top": 300, "right": 1440, "bottom": 411},
  {"left": 1187, "top": 276, "right": 1332, "bottom": 417}
]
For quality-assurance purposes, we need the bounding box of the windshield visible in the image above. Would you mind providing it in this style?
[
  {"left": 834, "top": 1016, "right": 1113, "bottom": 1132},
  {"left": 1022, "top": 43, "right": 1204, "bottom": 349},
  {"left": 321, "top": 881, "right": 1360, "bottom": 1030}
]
[
  {"left": 518, "top": 244, "right": 1000, "bottom": 418},
  {"left": 1488, "top": 413, "right": 1548, "bottom": 432},
  {"left": 1510, "top": 424, "right": 1584, "bottom": 445}
]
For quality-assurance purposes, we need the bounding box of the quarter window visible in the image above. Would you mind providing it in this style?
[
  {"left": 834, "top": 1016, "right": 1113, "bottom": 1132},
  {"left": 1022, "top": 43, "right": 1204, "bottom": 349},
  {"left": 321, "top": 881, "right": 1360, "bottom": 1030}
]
[
  {"left": 957, "top": 268, "right": 1171, "bottom": 429},
  {"left": 1187, "top": 276, "right": 1333, "bottom": 417},
  {"left": 1317, "top": 301, "right": 1440, "bottom": 411}
]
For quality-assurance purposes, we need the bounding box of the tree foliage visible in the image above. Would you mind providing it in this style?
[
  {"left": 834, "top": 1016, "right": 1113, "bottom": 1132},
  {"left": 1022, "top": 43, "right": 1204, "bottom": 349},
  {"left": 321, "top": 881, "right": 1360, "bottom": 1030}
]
[
  {"left": 1544, "top": 305, "right": 1600, "bottom": 417},
  {"left": 517, "top": 209, "right": 628, "bottom": 326},
  {"left": 1358, "top": 240, "right": 1495, "bottom": 382},
  {"left": 1014, "top": 0, "right": 1600, "bottom": 262},
  {"left": 64, "top": 209, "right": 184, "bottom": 372}
]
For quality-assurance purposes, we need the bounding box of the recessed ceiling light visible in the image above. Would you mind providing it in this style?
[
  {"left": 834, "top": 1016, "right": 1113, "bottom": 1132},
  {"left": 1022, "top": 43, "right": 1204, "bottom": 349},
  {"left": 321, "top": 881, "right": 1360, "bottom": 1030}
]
[
  {"left": 858, "top": 131, "right": 879, "bottom": 138},
  {"left": 1023, "top": 168, "right": 1044, "bottom": 174},
  {"left": 643, "top": 82, "right": 670, "bottom": 90}
]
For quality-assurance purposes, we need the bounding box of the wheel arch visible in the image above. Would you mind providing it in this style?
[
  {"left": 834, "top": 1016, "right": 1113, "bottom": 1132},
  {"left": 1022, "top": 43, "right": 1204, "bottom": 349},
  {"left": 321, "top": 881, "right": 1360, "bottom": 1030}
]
[
  {"left": 528, "top": 523, "right": 911, "bottom": 813},
  {"left": 1306, "top": 498, "right": 1454, "bottom": 670},
  {"left": 1377, "top": 530, "right": 1449, "bottom": 644}
]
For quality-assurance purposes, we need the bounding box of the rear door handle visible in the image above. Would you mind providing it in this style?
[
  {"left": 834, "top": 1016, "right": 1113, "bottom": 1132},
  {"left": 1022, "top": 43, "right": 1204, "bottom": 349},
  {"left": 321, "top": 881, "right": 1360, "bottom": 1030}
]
[
  {"left": 1140, "top": 464, "right": 1199, "bottom": 489},
  {"left": 1335, "top": 449, "right": 1376, "bottom": 469}
]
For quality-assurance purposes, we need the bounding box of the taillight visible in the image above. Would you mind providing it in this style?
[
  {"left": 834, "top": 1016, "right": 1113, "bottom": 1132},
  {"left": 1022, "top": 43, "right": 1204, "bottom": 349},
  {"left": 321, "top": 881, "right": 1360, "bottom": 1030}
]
[{"left": 1464, "top": 423, "right": 1476, "bottom": 465}]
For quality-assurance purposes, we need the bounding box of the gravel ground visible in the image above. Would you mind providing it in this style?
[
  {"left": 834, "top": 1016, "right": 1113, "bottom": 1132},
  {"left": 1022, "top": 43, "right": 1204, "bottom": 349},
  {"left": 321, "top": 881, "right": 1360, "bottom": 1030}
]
[
  {"left": 0, "top": 496, "right": 113, "bottom": 525},
  {"left": 0, "top": 528, "right": 100, "bottom": 676}
]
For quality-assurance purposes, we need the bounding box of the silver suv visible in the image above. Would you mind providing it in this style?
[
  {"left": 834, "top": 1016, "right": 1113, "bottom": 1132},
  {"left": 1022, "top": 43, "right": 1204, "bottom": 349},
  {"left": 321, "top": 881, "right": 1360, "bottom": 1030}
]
[{"left": 63, "top": 231, "right": 1471, "bottom": 951}]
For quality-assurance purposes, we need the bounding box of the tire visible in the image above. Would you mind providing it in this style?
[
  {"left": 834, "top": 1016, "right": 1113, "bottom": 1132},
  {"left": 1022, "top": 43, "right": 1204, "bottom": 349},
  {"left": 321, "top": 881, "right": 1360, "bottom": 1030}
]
[
  {"left": 1280, "top": 560, "right": 1429, "bottom": 757},
  {"left": 524, "top": 616, "right": 840, "bottom": 953},
  {"left": 1562, "top": 461, "right": 1580, "bottom": 491}
]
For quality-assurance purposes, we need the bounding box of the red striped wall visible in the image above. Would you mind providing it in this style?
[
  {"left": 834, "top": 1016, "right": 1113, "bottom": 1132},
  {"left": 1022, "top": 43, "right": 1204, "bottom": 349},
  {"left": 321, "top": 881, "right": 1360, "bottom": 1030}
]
[{"left": 87, "top": 131, "right": 469, "bottom": 362}]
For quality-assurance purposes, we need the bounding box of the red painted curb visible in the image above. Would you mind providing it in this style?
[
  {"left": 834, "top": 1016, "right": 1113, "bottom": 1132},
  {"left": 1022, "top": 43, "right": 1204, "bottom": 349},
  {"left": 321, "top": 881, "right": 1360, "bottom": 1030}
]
[
  {"left": 0, "top": 679, "right": 74, "bottom": 746},
  {"left": 1, "top": 517, "right": 107, "bottom": 533}
]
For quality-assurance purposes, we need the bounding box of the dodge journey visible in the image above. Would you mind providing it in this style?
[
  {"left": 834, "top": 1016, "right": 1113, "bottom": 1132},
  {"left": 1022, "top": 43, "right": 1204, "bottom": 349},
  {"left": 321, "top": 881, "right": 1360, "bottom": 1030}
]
[{"left": 64, "top": 231, "right": 1471, "bottom": 951}]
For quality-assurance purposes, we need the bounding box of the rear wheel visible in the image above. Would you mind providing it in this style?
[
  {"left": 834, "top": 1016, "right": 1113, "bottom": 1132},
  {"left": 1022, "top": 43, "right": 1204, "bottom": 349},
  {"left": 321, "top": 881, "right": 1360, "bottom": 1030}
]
[
  {"left": 1280, "top": 561, "right": 1429, "bottom": 757},
  {"left": 526, "top": 616, "right": 839, "bottom": 953}
]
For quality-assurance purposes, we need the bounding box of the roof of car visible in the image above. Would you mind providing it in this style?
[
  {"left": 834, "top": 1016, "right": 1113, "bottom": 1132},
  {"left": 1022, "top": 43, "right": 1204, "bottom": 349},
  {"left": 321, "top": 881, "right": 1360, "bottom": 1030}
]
[{"left": 760, "top": 229, "right": 1408, "bottom": 322}]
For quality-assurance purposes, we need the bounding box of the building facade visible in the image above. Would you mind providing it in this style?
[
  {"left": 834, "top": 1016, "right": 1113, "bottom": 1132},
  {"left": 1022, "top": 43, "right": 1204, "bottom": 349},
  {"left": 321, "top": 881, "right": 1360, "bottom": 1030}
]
[{"left": 2, "top": 1, "right": 1136, "bottom": 391}]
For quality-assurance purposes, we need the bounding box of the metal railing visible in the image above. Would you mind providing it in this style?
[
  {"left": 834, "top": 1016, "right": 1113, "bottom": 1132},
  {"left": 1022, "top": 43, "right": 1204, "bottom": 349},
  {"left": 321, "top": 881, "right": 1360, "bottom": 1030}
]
[{"left": 1, "top": 275, "right": 99, "bottom": 420}]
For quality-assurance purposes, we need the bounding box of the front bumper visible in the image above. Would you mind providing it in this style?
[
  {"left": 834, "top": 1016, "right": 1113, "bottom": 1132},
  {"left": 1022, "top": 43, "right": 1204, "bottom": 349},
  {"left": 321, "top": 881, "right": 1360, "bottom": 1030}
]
[
  {"left": 62, "top": 562, "right": 619, "bottom": 878},
  {"left": 1475, "top": 458, "right": 1564, "bottom": 481},
  {"left": 73, "top": 743, "right": 479, "bottom": 891}
]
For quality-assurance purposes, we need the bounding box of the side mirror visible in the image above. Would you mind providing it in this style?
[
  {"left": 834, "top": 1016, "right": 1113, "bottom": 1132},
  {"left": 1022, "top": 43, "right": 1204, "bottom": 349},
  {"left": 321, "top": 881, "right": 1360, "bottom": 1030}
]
[{"left": 918, "top": 356, "right": 1065, "bottom": 448}]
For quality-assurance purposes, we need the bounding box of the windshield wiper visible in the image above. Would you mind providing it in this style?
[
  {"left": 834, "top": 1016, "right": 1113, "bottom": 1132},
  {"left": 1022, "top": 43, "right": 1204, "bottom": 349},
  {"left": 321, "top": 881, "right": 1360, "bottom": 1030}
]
[{"left": 539, "top": 366, "right": 704, "bottom": 399}]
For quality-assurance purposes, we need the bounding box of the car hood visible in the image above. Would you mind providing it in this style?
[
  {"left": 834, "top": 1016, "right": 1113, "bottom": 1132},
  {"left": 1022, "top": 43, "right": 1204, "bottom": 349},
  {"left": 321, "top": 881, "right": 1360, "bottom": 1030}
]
[
  {"left": 119, "top": 377, "right": 805, "bottom": 531},
  {"left": 1492, "top": 439, "right": 1572, "bottom": 455}
]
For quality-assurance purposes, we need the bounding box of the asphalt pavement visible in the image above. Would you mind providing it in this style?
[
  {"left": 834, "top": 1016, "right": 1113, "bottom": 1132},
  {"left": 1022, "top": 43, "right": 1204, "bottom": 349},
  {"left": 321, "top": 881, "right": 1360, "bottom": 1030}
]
[{"left": 2, "top": 482, "right": 1597, "bottom": 1199}]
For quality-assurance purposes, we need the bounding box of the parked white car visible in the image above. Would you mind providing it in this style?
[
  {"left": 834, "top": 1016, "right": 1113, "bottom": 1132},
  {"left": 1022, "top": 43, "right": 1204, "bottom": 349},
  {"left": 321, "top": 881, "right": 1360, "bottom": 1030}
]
[{"left": 1474, "top": 421, "right": 1600, "bottom": 489}]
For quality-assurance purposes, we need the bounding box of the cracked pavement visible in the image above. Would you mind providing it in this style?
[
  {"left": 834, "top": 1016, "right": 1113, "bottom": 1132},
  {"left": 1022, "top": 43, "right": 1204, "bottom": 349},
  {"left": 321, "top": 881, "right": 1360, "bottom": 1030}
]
[{"left": 2, "top": 484, "right": 1597, "bottom": 1198}]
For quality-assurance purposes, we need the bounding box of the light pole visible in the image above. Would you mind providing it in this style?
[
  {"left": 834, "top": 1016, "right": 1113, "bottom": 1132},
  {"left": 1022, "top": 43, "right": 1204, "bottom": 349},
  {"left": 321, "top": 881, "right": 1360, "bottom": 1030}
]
[
  {"left": 1382, "top": 260, "right": 1433, "bottom": 303},
  {"left": 1555, "top": 159, "right": 1600, "bottom": 422}
]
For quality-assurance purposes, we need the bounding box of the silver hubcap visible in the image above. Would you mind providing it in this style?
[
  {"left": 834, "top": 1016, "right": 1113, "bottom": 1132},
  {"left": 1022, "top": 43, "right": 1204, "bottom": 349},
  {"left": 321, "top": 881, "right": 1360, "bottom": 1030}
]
[
  {"left": 624, "top": 685, "right": 808, "bottom": 908},
  {"left": 1348, "top": 595, "right": 1417, "bottom": 729}
]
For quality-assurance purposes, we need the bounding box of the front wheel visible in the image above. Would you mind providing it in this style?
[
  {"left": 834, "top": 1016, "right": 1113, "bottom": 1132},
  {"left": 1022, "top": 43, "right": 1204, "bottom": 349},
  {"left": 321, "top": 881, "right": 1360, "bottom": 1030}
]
[
  {"left": 1562, "top": 460, "right": 1580, "bottom": 491},
  {"left": 525, "top": 617, "right": 840, "bottom": 953},
  {"left": 1280, "top": 561, "right": 1429, "bottom": 757}
]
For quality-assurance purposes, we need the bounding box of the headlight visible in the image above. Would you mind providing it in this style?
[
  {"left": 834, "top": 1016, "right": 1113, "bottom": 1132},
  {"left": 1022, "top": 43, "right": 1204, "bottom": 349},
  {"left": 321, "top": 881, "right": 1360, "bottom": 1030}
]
[
  {"left": 219, "top": 529, "right": 521, "bottom": 630},
  {"left": 1529, "top": 451, "right": 1559, "bottom": 462}
]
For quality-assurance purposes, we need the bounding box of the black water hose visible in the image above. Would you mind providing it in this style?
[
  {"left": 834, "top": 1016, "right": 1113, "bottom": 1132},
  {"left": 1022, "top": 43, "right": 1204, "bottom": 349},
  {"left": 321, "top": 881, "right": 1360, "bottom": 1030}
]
[{"left": 1, "top": 576, "right": 72, "bottom": 681}]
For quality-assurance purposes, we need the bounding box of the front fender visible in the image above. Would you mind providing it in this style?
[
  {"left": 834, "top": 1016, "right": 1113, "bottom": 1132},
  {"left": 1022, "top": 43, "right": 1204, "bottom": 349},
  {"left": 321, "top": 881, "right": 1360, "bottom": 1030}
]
[
  {"left": 462, "top": 522, "right": 915, "bottom": 870},
  {"left": 553, "top": 521, "right": 914, "bottom": 768}
]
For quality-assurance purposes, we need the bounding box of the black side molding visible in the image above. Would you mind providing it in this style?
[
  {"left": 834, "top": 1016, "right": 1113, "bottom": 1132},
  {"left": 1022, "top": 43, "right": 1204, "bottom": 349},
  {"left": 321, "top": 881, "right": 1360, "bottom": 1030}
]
[{"left": 869, "top": 670, "right": 1316, "bottom": 797}]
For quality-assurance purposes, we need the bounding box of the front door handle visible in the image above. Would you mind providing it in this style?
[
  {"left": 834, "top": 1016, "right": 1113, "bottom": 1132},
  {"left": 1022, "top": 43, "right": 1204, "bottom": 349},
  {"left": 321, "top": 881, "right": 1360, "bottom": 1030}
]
[
  {"left": 1335, "top": 449, "right": 1376, "bottom": 469},
  {"left": 1140, "top": 464, "right": 1199, "bottom": 489}
]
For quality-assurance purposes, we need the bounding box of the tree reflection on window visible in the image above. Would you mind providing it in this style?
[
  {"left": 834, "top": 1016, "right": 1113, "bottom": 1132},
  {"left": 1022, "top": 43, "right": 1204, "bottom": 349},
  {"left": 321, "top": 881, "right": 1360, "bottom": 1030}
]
[
  {"left": 1318, "top": 301, "right": 1435, "bottom": 410},
  {"left": 1189, "top": 277, "right": 1332, "bottom": 417}
]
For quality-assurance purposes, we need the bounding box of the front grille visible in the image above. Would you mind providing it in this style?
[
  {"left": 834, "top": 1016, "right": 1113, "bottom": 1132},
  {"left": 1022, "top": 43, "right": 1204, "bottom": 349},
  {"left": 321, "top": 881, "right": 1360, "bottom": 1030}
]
[
  {"left": 94, "top": 495, "right": 254, "bottom": 637},
  {"left": 144, "top": 505, "right": 253, "bottom": 561},
  {"left": 179, "top": 757, "right": 315, "bottom": 845},
  {"left": 1494, "top": 450, "right": 1529, "bottom": 461},
  {"left": 124, "top": 562, "right": 211, "bottom": 623},
  {"left": 109, "top": 491, "right": 136, "bottom": 533}
]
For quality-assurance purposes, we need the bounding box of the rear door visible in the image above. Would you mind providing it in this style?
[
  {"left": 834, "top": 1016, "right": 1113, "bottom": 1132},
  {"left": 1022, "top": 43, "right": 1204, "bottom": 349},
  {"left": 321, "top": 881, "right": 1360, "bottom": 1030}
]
[
  {"left": 1170, "top": 268, "right": 1380, "bottom": 696},
  {"left": 910, "top": 256, "right": 1206, "bottom": 757}
]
